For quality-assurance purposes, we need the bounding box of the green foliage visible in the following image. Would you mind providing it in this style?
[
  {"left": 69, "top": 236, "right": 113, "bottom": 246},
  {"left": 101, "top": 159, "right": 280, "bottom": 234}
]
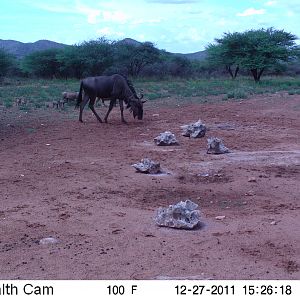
[
  {"left": 136, "top": 76, "right": 300, "bottom": 103},
  {"left": 56, "top": 45, "right": 85, "bottom": 79},
  {"left": 19, "top": 38, "right": 162, "bottom": 78},
  {"left": 225, "top": 88, "right": 249, "bottom": 99},
  {"left": 113, "top": 42, "right": 161, "bottom": 76},
  {"left": 0, "top": 78, "right": 78, "bottom": 109},
  {"left": 288, "top": 90, "right": 300, "bottom": 95},
  {"left": 0, "top": 48, "right": 16, "bottom": 77},
  {"left": 239, "top": 28, "right": 298, "bottom": 81},
  {"left": 21, "top": 48, "right": 63, "bottom": 77},
  {"left": 7, "top": 29, "right": 300, "bottom": 80},
  {"left": 1, "top": 77, "right": 300, "bottom": 110},
  {"left": 206, "top": 32, "right": 242, "bottom": 78},
  {"left": 78, "top": 38, "right": 114, "bottom": 76},
  {"left": 206, "top": 28, "right": 298, "bottom": 82}
]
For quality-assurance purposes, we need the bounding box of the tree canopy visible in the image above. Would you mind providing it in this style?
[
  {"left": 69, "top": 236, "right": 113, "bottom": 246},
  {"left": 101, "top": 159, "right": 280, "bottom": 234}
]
[
  {"left": 5, "top": 29, "right": 299, "bottom": 80},
  {"left": 113, "top": 42, "right": 161, "bottom": 76},
  {"left": 206, "top": 28, "right": 299, "bottom": 81},
  {"left": 22, "top": 48, "right": 62, "bottom": 78},
  {"left": 206, "top": 32, "right": 242, "bottom": 79}
]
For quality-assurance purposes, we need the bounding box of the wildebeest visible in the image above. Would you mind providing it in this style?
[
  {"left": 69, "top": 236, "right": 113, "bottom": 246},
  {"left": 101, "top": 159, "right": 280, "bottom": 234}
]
[{"left": 76, "top": 74, "right": 145, "bottom": 123}]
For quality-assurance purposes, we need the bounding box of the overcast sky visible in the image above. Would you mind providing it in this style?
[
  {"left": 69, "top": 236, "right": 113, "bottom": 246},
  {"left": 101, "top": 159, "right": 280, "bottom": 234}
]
[{"left": 1, "top": 0, "right": 299, "bottom": 53}]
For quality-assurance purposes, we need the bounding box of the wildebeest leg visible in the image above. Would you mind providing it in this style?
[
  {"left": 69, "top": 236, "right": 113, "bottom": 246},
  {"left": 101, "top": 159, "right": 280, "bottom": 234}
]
[
  {"left": 79, "top": 94, "right": 90, "bottom": 123},
  {"left": 119, "top": 100, "right": 127, "bottom": 124},
  {"left": 104, "top": 99, "right": 117, "bottom": 123},
  {"left": 89, "top": 97, "right": 103, "bottom": 123}
]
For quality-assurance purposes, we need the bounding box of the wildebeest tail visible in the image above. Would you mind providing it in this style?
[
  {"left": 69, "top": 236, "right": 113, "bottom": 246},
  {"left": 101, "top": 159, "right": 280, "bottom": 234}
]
[{"left": 75, "top": 81, "right": 83, "bottom": 108}]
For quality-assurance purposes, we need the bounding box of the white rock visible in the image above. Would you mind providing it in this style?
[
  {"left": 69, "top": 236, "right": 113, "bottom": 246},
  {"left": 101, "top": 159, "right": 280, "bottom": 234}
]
[
  {"left": 215, "top": 215, "right": 226, "bottom": 220},
  {"left": 154, "top": 131, "right": 179, "bottom": 146},
  {"left": 207, "top": 137, "right": 230, "bottom": 154},
  {"left": 154, "top": 199, "right": 201, "bottom": 229},
  {"left": 132, "top": 158, "right": 161, "bottom": 174},
  {"left": 181, "top": 120, "right": 206, "bottom": 138}
]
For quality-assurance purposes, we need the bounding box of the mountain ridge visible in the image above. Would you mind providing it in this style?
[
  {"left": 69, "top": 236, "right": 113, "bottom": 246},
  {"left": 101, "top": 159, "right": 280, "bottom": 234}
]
[
  {"left": 0, "top": 39, "right": 67, "bottom": 59},
  {"left": 0, "top": 38, "right": 207, "bottom": 60}
]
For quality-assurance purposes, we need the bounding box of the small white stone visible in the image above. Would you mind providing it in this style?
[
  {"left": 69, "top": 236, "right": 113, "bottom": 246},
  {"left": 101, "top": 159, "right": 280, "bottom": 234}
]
[
  {"left": 215, "top": 215, "right": 226, "bottom": 220},
  {"left": 248, "top": 177, "right": 257, "bottom": 182},
  {"left": 39, "top": 237, "right": 59, "bottom": 245}
]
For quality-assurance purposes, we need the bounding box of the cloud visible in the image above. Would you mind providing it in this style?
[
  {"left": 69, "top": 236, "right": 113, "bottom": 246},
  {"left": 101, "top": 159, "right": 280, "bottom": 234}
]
[
  {"left": 265, "top": 1, "right": 277, "bottom": 6},
  {"left": 131, "top": 18, "right": 162, "bottom": 25},
  {"left": 38, "top": 2, "right": 130, "bottom": 25},
  {"left": 102, "top": 11, "right": 129, "bottom": 23},
  {"left": 237, "top": 8, "right": 266, "bottom": 17}
]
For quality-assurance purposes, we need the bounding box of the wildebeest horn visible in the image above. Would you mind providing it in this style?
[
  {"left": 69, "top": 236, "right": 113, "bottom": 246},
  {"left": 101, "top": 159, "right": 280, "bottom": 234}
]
[
  {"left": 139, "top": 93, "right": 144, "bottom": 100},
  {"left": 142, "top": 99, "right": 147, "bottom": 103}
]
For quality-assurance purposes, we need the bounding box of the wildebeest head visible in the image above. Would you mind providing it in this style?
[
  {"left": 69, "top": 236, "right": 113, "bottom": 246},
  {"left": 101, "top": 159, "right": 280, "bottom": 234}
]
[
  {"left": 126, "top": 92, "right": 146, "bottom": 120},
  {"left": 129, "top": 99, "right": 144, "bottom": 120}
]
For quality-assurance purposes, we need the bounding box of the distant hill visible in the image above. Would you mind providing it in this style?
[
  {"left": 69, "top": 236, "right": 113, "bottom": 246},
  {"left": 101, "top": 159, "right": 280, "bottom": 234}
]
[
  {"left": 173, "top": 50, "right": 207, "bottom": 61},
  {"left": 0, "top": 39, "right": 67, "bottom": 59},
  {"left": 0, "top": 38, "right": 207, "bottom": 61},
  {"left": 116, "top": 38, "right": 142, "bottom": 47},
  {"left": 117, "top": 38, "right": 207, "bottom": 61}
]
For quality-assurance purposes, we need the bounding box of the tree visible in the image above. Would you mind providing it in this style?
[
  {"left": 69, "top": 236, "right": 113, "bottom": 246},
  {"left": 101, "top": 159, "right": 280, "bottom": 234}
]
[
  {"left": 22, "top": 48, "right": 63, "bottom": 78},
  {"left": 206, "top": 28, "right": 298, "bottom": 82},
  {"left": 56, "top": 45, "right": 86, "bottom": 79},
  {"left": 206, "top": 32, "right": 242, "bottom": 79},
  {"left": 238, "top": 28, "right": 298, "bottom": 82},
  {"left": 57, "top": 38, "right": 114, "bottom": 79},
  {"left": 114, "top": 42, "right": 160, "bottom": 76},
  {"left": 167, "top": 56, "right": 192, "bottom": 77},
  {"left": 0, "top": 48, "right": 15, "bottom": 78},
  {"left": 78, "top": 38, "right": 114, "bottom": 77}
]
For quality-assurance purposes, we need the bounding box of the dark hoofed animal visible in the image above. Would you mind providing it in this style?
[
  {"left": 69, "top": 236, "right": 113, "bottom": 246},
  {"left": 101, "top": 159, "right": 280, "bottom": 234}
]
[{"left": 76, "top": 74, "right": 145, "bottom": 123}]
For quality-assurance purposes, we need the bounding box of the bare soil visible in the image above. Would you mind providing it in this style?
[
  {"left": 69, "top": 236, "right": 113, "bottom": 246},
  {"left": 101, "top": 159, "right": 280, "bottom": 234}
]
[{"left": 0, "top": 93, "right": 299, "bottom": 280}]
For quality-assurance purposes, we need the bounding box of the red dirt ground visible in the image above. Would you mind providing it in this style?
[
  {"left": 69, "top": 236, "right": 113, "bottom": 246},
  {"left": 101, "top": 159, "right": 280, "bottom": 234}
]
[{"left": 0, "top": 93, "right": 299, "bottom": 280}]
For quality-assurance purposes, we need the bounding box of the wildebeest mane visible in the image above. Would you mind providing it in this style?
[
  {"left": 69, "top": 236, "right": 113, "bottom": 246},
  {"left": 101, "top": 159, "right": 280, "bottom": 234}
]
[{"left": 118, "top": 74, "right": 140, "bottom": 108}]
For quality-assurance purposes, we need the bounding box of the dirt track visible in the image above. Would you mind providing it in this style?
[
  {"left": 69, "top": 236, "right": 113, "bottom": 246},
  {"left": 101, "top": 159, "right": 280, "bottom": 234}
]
[{"left": 0, "top": 93, "right": 299, "bottom": 279}]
